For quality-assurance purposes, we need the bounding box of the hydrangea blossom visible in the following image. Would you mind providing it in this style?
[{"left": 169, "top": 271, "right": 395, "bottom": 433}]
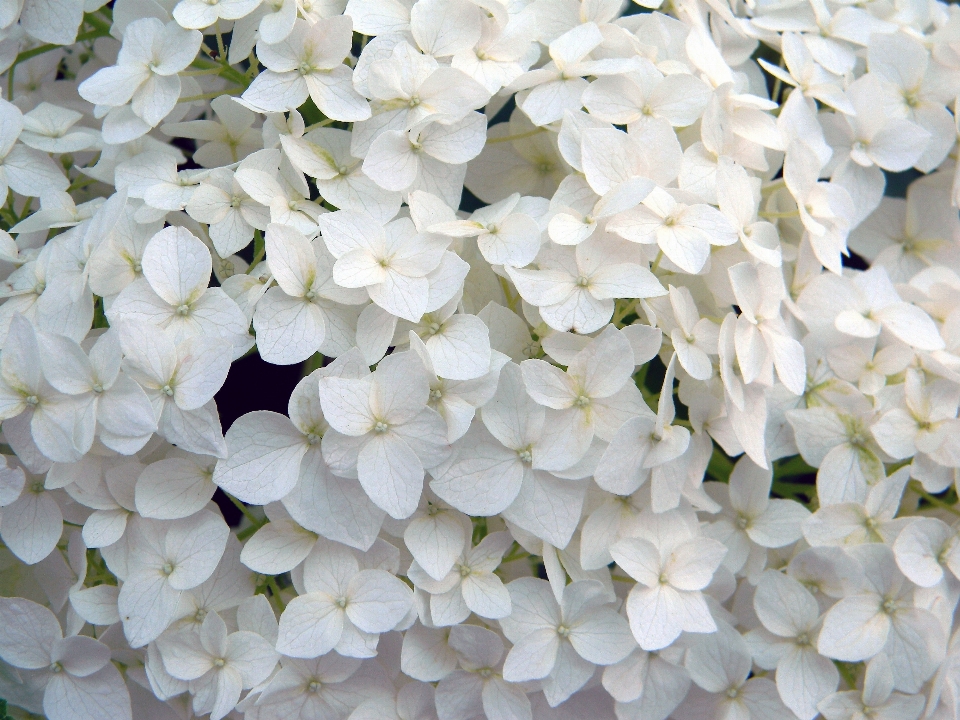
[{"left": 1, "top": 0, "right": 960, "bottom": 717}]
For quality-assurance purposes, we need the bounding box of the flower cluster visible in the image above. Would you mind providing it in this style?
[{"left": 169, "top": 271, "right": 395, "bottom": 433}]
[{"left": 0, "top": 0, "right": 958, "bottom": 718}]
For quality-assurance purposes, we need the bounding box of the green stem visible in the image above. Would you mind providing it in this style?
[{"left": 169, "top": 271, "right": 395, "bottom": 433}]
[
  {"left": 179, "top": 88, "right": 242, "bottom": 103},
  {"left": 304, "top": 118, "right": 337, "bottom": 132},
  {"left": 302, "top": 352, "right": 325, "bottom": 376},
  {"left": 706, "top": 446, "right": 734, "bottom": 482},
  {"left": 8, "top": 18, "right": 112, "bottom": 100},
  {"left": 236, "top": 524, "right": 258, "bottom": 542},
  {"left": 225, "top": 492, "right": 265, "bottom": 529},
  {"left": 613, "top": 298, "right": 639, "bottom": 326},
  {"left": 835, "top": 661, "right": 859, "bottom": 690},
  {"left": 249, "top": 230, "right": 265, "bottom": 271},
  {"left": 67, "top": 176, "right": 98, "bottom": 193},
  {"left": 909, "top": 481, "right": 960, "bottom": 517},
  {"left": 761, "top": 178, "right": 786, "bottom": 196},
  {"left": 651, "top": 249, "right": 664, "bottom": 274},
  {"left": 487, "top": 127, "right": 547, "bottom": 144},
  {"left": 266, "top": 576, "right": 286, "bottom": 612},
  {"left": 498, "top": 276, "right": 519, "bottom": 313}
]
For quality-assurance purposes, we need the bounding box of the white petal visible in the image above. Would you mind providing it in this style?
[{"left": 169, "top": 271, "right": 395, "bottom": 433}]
[
  {"left": 240, "top": 519, "right": 316, "bottom": 574},
  {"left": 776, "top": 645, "right": 839, "bottom": 720},
  {"left": 275, "top": 593, "right": 344, "bottom": 658},
  {"left": 346, "top": 569, "right": 412, "bottom": 633},
  {"left": 0, "top": 596, "right": 59, "bottom": 669},
  {"left": 213, "top": 411, "right": 307, "bottom": 504},
  {"left": 817, "top": 595, "right": 890, "bottom": 661},
  {"left": 404, "top": 509, "right": 466, "bottom": 582},
  {"left": 44, "top": 665, "right": 132, "bottom": 720},
  {"left": 502, "top": 627, "right": 560, "bottom": 682},
  {"left": 135, "top": 457, "right": 215, "bottom": 520},
  {"left": 357, "top": 432, "right": 424, "bottom": 520}
]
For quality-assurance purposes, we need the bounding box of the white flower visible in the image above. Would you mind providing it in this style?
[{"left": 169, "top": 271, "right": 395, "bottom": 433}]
[
  {"left": 242, "top": 17, "right": 370, "bottom": 121},
  {"left": 594, "top": 352, "right": 690, "bottom": 506},
  {"left": 37, "top": 329, "right": 157, "bottom": 454},
  {"left": 893, "top": 516, "right": 960, "bottom": 589},
  {"left": 254, "top": 222, "right": 367, "bottom": 364},
  {"left": 610, "top": 507, "right": 726, "bottom": 651},
  {"left": 0, "top": 597, "right": 132, "bottom": 720},
  {"left": 727, "top": 261, "right": 807, "bottom": 396},
  {"left": 520, "top": 325, "right": 644, "bottom": 468},
  {"left": 677, "top": 619, "right": 789, "bottom": 720},
  {"left": 408, "top": 530, "right": 512, "bottom": 624},
  {"left": 135, "top": 450, "right": 217, "bottom": 520},
  {"left": 512, "top": 23, "right": 636, "bottom": 127},
  {"left": 435, "top": 624, "right": 532, "bottom": 720},
  {"left": 362, "top": 113, "right": 486, "bottom": 207},
  {"left": 786, "top": 402, "right": 885, "bottom": 507},
  {"left": 108, "top": 226, "right": 251, "bottom": 357},
  {"left": 506, "top": 235, "right": 665, "bottom": 334},
  {"left": 117, "top": 320, "right": 231, "bottom": 458},
  {"left": 275, "top": 539, "right": 412, "bottom": 658},
  {"left": 817, "top": 544, "right": 944, "bottom": 693},
  {"left": 663, "top": 284, "right": 718, "bottom": 381},
  {"left": 705, "top": 455, "right": 810, "bottom": 578},
  {"left": 0, "top": 315, "right": 90, "bottom": 464},
  {"left": 280, "top": 127, "right": 401, "bottom": 222},
  {"left": 78, "top": 19, "right": 202, "bottom": 129},
  {"left": 172, "top": 0, "right": 261, "bottom": 30},
  {"left": 756, "top": 33, "right": 853, "bottom": 115},
  {"left": 18, "top": 103, "right": 99, "bottom": 154},
  {"left": 746, "top": 570, "right": 838, "bottom": 720},
  {"left": 356, "top": 41, "right": 489, "bottom": 155},
  {"left": 582, "top": 59, "right": 711, "bottom": 132},
  {"left": 500, "top": 578, "right": 634, "bottom": 706},
  {"left": 608, "top": 186, "right": 737, "bottom": 275},
  {"left": 319, "top": 350, "right": 448, "bottom": 519},
  {"left": 118, "top": 509, "right": 230, "bottom": 647},
  {"left": 0, "top": 97, "right": 69, "bottom": 200},
  {"left": 430, "top": 362, "right": 586, "bottom": 546},
  {"left": 254, "top": 654, "right": 383, "bottom": 719},
  {"left": 802, "top": 468, "right": 910, "bottom": 547},
  {"left": 818, "top": 654, "right": 924, "bottom": 720},
  {"left": 319, "top": 210, "right": 448, "bottom": 323},
  {"left": 156, "top": 611, "right": 278, "bottom": 720}
]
